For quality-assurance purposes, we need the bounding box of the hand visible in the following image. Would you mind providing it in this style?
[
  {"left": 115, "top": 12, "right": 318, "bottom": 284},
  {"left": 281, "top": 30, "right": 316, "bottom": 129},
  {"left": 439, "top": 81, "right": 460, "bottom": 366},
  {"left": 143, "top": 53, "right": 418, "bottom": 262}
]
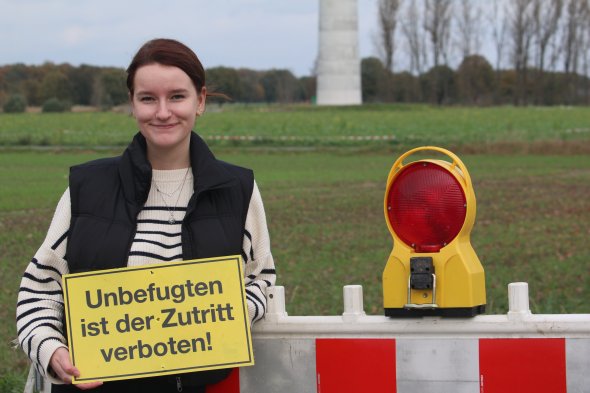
[{"left": 49, "top": 347, "right": 103, "bottom": 390}]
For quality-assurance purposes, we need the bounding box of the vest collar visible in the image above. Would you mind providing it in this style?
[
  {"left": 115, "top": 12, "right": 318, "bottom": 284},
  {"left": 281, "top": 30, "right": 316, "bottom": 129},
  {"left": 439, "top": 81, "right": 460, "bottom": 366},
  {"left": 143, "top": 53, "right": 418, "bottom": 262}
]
[{"left": 119, "top": 132, "right": 236, "bottom": 206}]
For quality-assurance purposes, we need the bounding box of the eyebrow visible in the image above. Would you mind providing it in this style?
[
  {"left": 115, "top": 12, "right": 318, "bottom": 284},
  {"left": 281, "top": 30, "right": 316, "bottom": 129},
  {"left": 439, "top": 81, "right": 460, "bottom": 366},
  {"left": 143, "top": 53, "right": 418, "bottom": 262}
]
[
  {"left": 169, "top": 89, "right": 190, "bottom": 94},
  {"left": 135, "top": 88, "right": 191, "bottom": 96}
]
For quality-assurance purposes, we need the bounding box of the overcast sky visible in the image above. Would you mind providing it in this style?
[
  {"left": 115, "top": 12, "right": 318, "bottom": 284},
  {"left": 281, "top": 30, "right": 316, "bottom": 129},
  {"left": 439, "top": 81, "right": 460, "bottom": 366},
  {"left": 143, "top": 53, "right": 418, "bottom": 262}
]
[{"left": 0, "top": 0, "right": 380, "bottom": 77}]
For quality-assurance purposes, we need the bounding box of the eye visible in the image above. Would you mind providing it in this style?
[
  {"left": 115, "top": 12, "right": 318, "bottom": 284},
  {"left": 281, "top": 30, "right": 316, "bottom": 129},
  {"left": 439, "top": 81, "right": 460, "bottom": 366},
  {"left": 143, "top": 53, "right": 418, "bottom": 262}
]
[
  {"left": 138, "top": 96, "right": 155, "bottom": 103},
  {"left": 170, "top": 94, "right": 185, "bottom": 101}
]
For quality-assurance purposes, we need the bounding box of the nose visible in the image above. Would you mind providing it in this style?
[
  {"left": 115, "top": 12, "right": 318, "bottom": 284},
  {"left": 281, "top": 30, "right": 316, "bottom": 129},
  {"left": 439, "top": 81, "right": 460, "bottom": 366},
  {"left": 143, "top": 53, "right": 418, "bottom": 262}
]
[{"left": 156, "top": 101, "right": 171, "bottom": 120}]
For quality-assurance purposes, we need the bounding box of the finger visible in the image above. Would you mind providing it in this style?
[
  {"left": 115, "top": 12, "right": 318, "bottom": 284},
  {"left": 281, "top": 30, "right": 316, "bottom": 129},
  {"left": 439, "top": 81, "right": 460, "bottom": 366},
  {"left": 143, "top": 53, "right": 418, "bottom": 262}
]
[
  {"left": 51, "top": 362, "right": 71, "bottom": 384},
  {"left": 76, "top": 381, "right": 104, "bottom": 390},
  {"left": 54, "top": 364, "right": 73, "bottom": 385},
  {"left": 61, "top": 362, "right": 80, "bottom": 378}
]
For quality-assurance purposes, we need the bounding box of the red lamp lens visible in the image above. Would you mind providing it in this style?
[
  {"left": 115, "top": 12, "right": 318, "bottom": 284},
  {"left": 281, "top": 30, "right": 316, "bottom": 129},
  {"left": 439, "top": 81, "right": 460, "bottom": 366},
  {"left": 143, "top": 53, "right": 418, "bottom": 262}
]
[{"left": 387, "top": 162, "right": 466, "bottom": 252}]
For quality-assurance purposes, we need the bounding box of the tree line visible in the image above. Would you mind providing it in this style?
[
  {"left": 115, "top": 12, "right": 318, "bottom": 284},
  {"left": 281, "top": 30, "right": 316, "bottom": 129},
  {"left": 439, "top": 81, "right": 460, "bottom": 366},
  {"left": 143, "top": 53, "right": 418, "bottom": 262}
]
[
  {"left": 0, "top": 62, "right": 319, "bottom": 112},
  {"left": 2, "top": 56, "right": 588, "bottom": 112},
  {"left": 0, "top": 63, "right": 128, "bottom": 112},
  {"left": 362, "top": 55, "right": 589, "bottom": 105}
]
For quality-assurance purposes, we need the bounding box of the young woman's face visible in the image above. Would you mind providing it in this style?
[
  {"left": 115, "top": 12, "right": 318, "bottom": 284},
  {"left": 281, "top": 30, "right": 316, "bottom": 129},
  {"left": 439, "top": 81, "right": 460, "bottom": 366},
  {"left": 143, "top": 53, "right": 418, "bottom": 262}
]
[{"left": 131, "top": 63, "right": 205, "bottom": 156}]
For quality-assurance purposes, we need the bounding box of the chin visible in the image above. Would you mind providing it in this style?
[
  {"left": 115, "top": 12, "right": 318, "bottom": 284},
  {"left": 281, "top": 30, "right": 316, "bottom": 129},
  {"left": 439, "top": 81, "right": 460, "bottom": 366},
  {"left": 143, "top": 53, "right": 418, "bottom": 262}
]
[{"left": 144, "top": 130, "right": 190, "bottom": 146}]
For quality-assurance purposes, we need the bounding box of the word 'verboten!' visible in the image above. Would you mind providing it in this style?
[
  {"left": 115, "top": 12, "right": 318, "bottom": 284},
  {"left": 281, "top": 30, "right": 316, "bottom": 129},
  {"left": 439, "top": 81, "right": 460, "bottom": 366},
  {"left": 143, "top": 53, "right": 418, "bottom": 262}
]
[
  {"left": 85, "top": 280, "right": 223, "bottom": 308},
  {"left": 100, "top": 334, "right": 214, "bottom": 362}
]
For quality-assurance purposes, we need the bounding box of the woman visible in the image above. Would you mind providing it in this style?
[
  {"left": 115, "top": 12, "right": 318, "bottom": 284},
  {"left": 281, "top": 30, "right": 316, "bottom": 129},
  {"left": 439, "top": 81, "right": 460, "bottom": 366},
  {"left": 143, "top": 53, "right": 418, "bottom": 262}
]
[{"left": 16, "top": 38, "right": 276, "bottom": 392}]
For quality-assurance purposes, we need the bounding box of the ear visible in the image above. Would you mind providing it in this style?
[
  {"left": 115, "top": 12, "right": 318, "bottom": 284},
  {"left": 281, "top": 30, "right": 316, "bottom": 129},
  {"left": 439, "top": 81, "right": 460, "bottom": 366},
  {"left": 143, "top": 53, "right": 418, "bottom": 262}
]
[{"left": 197, "top": 86, "right": 207, "bottom": 116}]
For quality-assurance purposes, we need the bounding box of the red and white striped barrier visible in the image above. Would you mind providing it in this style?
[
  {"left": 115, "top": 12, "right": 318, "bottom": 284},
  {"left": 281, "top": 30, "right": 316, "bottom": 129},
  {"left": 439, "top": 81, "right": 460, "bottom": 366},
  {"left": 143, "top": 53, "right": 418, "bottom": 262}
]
[
  {"left": 210, "top": 337, "right": 588, "bottom": 393},
  {"left": 26, "top": 283, "right": 590, "bottom": 393}
]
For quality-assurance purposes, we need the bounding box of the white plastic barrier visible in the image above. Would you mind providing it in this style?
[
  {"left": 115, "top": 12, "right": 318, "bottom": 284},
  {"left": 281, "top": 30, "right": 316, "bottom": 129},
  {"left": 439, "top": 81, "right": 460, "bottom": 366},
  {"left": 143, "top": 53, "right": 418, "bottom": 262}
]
[{"left": 25, "top": 282, "right": 590, "bottom": 393}]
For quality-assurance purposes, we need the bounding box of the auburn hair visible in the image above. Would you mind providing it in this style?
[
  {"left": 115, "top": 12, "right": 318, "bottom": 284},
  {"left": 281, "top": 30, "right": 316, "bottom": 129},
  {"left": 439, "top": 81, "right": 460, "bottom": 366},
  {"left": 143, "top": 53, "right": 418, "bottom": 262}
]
[{"left": 126, "top": 38, "right": 226, "bottom": 99}]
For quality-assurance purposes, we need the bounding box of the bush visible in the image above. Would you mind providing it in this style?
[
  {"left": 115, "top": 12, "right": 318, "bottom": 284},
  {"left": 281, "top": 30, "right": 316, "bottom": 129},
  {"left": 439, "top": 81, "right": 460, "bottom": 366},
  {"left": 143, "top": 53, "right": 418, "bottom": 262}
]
[
  {"left": 3, "top": 94, "right": 27, "bottom": 113},
  {"left": 42, "top": 97, "right": 70, "bottom": 113}
]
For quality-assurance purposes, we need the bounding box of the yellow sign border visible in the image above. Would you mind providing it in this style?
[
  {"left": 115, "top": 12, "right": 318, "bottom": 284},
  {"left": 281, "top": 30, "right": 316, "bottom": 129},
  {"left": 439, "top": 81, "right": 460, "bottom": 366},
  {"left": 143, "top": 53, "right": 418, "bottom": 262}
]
[{"left": 62, "top": 255, "right": 253, "bottom": 383}]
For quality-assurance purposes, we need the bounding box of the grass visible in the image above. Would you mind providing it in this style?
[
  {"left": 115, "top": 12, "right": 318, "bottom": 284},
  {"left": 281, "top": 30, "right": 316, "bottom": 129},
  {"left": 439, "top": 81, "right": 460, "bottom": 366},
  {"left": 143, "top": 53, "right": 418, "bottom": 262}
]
[
  {"left": 1, "top": 104, "right": 589, "bottom": 390},
  {"left": 1, "top": 104, "right": 590, "bottom": 149}
]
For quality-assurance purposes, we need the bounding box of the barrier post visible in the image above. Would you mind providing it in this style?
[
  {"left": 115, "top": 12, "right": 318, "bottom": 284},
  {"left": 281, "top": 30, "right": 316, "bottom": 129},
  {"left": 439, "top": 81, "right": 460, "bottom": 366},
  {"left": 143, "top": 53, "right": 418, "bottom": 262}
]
[
  {"left": 507, "top": 282, "right": 531, "bottom": 319},
  {"left": 264, "top": 285, "right": 288, "bottom": 322},
  {"left": 342, "top": 285, "right": 365, "bottom": 322}
]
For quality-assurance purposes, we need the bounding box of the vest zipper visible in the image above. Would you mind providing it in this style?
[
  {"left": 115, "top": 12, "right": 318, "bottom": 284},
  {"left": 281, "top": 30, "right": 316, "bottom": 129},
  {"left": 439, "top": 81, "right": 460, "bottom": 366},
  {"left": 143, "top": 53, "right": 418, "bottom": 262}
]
[
  {"left": 176, "top": 376, "right": 183, "bottom": 392},
  {"left": 182, "top": 191, "right": 198, "bottom": 259}
]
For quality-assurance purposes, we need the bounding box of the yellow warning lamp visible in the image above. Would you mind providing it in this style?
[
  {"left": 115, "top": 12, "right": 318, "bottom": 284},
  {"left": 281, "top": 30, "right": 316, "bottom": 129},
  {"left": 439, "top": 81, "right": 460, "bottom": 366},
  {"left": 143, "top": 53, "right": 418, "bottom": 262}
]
[{"left": 383, "top": 146, "right": 486, "bottom": 317}]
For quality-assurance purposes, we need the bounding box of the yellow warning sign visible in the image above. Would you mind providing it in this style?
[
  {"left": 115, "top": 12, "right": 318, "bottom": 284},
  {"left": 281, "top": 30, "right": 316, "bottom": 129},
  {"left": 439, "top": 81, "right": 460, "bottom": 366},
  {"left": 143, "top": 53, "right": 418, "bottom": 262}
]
[{"left": 62, "top": 255, "right": 253, "bottom": 383}]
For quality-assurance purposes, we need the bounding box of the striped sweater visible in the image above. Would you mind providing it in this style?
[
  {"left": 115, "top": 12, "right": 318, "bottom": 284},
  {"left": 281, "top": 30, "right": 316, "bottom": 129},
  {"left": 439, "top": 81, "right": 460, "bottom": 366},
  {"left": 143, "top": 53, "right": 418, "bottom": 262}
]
[{"left": 16, "top": 168, "right": 276, "bottom": 383}]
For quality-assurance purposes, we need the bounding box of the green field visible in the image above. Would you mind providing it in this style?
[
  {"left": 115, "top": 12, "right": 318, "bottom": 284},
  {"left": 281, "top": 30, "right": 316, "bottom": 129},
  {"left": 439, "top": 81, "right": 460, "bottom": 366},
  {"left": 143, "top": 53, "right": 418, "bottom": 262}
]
[
  {"left": 1, "top": 104, "right": 590, "bottom": 391},
  {"left": 1, "top": 104, "right": 590, "bottom": 150}
]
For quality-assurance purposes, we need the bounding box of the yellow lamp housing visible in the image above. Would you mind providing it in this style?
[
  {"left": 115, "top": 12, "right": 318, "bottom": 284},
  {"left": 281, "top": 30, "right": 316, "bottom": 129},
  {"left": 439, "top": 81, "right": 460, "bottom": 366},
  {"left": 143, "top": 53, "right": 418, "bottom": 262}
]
[{"left": 383, "top": 146, "right": 486, "bottom": 317}]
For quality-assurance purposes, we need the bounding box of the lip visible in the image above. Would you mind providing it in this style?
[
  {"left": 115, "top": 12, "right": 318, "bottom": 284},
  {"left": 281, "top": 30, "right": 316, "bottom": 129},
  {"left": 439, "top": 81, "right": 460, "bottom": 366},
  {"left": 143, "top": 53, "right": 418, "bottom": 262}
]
[{"left": 150, "top": 123, "right": 180, "bottom": 129}]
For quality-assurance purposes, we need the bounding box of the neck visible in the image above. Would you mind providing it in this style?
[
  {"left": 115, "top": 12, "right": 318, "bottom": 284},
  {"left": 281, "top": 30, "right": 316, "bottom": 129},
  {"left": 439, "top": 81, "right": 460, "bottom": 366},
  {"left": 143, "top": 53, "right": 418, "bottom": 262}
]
[{"left": 147, "top": 143, "right": 191, "bottom": 170}]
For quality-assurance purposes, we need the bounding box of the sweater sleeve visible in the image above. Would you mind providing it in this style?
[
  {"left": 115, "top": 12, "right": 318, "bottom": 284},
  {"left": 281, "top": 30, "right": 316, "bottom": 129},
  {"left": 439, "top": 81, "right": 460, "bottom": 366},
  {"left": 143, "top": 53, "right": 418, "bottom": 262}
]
[
  {"left": 242, "top": 181, "right": 276, "bottom": 324},
  {"left": 16, "top": 188, "right": 71, "bottom": 384}
]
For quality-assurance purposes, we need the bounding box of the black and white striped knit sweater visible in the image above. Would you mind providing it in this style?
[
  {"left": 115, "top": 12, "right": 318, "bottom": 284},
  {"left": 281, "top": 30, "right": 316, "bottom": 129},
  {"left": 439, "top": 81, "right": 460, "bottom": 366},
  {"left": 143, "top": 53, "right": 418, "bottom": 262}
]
[{"left": 16, "top": 168, "right": 276, "bottom": 383}]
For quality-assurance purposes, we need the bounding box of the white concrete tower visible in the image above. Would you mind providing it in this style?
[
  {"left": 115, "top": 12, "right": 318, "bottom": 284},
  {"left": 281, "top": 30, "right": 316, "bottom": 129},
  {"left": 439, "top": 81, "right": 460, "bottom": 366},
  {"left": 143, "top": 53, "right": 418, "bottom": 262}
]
[{"left": 316, "top": 0, "right": 362, "bottom": 105}]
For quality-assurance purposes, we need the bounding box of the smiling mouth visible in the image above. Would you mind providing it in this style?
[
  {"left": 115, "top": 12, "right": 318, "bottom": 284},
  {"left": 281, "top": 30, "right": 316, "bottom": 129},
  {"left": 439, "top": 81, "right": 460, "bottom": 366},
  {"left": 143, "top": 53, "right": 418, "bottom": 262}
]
[{"left": 151, "top": 123, "right": 179, "bottom": 129}]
